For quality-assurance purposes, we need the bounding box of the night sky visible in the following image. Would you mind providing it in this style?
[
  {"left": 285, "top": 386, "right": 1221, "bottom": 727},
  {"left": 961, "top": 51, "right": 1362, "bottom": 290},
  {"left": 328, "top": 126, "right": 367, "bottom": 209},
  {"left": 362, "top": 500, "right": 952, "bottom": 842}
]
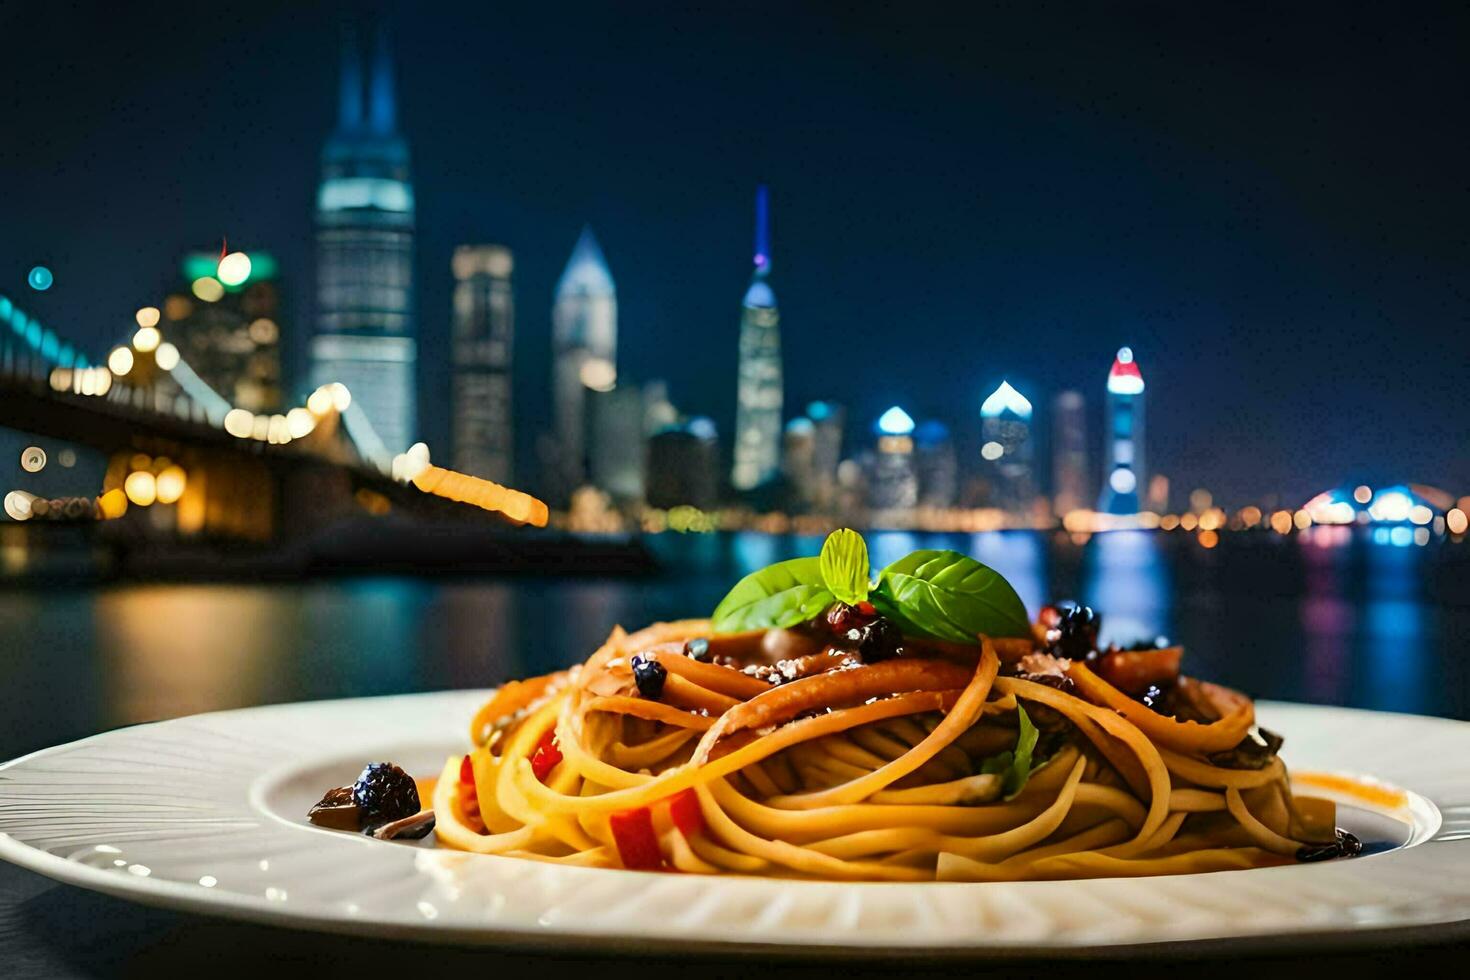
[{"left": 1, "top": 2, "right": 1466, "bottom": 506}]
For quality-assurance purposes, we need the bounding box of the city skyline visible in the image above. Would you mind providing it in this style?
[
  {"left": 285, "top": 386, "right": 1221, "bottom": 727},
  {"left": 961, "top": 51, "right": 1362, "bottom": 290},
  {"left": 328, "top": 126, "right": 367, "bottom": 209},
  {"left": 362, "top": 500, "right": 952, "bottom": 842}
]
[{"left": 1, "top": 3, "right": 1466, "bottom": 505}]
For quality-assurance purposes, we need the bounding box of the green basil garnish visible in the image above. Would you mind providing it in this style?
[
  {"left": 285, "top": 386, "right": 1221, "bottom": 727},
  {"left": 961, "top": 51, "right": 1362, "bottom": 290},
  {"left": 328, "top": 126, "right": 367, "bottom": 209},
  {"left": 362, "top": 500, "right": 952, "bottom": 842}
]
[
  {"left": 709, "top": 530, "right": 1031, "bottom": 642},
  {"left": 873, "top": 549, "right": 1030, "bottom": 642},
  {"left": 980, "top": 703, "right": 1042, "bottom": 799},
  {"left": 818, "top": 528, "right": 870, "bottom": 606},
  {"left": 710, "top": 557, "right": 833, "bottom": 633}
]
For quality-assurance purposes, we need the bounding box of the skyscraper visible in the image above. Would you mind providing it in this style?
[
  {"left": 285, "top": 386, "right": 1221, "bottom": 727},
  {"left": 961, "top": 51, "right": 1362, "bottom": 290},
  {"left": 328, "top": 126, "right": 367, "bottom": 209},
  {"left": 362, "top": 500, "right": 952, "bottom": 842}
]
[
  {"left": 1051, "top": 389, "right": 1088, "bottom": 516},
  {"left": 311, "top": 23, "right": 416, "bottom": 458},
  {"left": 781, "top": 417, "right": 818, "bottom": 511},
  {"left": 914, "top": 420, "right": 958, "bottom": 508},
  {"left": 551, "top": 226, "right": 617, "bottom": 493},
  {"left": 587, "top": 384, "right": 646, "bottom": 503},
  {"left": 806, "top": 400, "right": 845, "bottom": 512},
  {"left": 450, "top": 245, "right": 514, "bottom": 483},
  {"left": 647, "top": 418, "right": 720, "bottom": 510},
  {"left": 731, "top": 185, "right": 783, "bottom": 492},
  {"left": 980, "top": 380, "right": 1035, "bottom": 512},
  {"left": 1098, "top": 347, "right": 1147, "bottom": 514},
  {"left": 869, "top": 406, "right": 918, "bottom": 511}
]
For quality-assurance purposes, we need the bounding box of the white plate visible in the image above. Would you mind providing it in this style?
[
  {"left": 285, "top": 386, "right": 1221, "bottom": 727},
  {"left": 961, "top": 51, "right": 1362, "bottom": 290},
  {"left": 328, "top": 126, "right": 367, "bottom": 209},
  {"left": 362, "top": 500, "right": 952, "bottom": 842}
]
[{"left": 2, "top": 692, "right": 1468, "bottom": 955}]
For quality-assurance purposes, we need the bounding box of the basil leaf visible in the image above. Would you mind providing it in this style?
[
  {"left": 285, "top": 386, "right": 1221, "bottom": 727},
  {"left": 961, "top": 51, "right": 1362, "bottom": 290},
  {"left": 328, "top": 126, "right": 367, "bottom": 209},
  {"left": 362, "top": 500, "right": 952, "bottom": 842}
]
[
  {"left": 874, "top": 549, "right": 1030, "bottom": 642},
  {"left": 818, "top": 528, "right": 870, "bottom": 605},
  {"left": 980, "top": 703, "right": 1041, "bottom": 799},
  {"left": 711, "top": 557, "right": 834, "bottom": 633}
]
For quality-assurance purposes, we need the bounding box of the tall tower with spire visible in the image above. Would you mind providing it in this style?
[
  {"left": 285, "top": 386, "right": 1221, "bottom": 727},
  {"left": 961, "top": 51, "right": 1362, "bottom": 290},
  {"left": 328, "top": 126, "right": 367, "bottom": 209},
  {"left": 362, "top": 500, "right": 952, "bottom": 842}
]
[
  {"left": 1098, "top": 347, "right": 1147, "bottom": 514},
  {"left": 550, "top": 226, "right": 617, "bottom": 493},
  {"left": 731, "top": 185, "right": 783, "bottom": 492},
  {"left": 311, "top": 20, "right": 417, "bottom": 459}
]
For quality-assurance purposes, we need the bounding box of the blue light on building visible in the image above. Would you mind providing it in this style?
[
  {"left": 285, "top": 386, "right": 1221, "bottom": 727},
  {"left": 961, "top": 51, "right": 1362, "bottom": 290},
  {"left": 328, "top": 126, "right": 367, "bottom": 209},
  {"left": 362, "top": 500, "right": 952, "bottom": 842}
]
[
  {"left": 309, "top": 22, "right": 417, "bottom": 457},
  {"left": 875, "top": 405, "right": 915, "bottom": 436},
  {"left": 732, "top": 184, "right": 783, "bottom": 492},
  {"left": 980, "top": 379, "right": 1034, "bottom": 513},
  {"left": 1098, "top": 347, "right": 1146, "bottom": 514}
]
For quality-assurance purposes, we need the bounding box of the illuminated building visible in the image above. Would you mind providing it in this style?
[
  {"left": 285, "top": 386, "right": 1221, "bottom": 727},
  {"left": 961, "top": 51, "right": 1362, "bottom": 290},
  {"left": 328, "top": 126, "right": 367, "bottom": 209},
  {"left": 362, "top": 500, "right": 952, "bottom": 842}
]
[
  {"left": 163, "top": 252, "right": 283, "bottom": 412},
  {"left": 980, "top": 380, "right": 1034, "bottom": 513},
  {"left": 806, "top": 401, "right": 845, "bottom": 511},
  {"left": 869, "top": 406, "right": 917, "bottom": 511},
  {"left": 587, "top": 383, "right": 645, "bottom": 503},
  {"left": 311, "top": 23, "right": 417, "bottom": 454},
  {"left": 647, "top": 418, "right": 720, "bottom": 510},
  {"left": 731, "top": 185, "right": 783, "bottom": 492},
  {"left": 781, "top": 417, "right": 817, "bottom": 511},
  {"left": 450, "top": 245, "right": 514, "bottom": 483},
  {"left": 915, "top": 420, "right": 957, "bottom": 508},
  {"left": 551, "top": 226, "right": 617, "bottom": 495},
  {"left": 1098, "top": 347, "right": 1146, "bottom": 515},
  {"left": 1051, "top": 390, "right": 1087, "bottom": 517}
]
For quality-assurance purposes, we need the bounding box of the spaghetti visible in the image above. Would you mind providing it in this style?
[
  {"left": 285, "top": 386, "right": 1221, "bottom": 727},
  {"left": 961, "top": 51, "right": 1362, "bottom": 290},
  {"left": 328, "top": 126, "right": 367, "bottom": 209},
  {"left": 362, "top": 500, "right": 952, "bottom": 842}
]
[{"left": 433, "top": 598, "right": 1358, "bottom": 880}]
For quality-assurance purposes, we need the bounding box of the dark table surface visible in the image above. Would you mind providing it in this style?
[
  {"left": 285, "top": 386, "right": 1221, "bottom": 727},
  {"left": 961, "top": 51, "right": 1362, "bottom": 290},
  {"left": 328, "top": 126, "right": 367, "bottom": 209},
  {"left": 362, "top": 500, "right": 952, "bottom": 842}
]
[{"left": 3, "top": 530, "right": 1469, "bottom": 977}]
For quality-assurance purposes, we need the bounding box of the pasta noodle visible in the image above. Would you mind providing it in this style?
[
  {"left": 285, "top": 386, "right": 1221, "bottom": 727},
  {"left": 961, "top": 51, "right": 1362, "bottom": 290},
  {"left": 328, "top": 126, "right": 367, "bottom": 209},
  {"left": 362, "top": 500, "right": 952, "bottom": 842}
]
[{"left": 433, "top": 614, "right": 1354, "bottom": 880}]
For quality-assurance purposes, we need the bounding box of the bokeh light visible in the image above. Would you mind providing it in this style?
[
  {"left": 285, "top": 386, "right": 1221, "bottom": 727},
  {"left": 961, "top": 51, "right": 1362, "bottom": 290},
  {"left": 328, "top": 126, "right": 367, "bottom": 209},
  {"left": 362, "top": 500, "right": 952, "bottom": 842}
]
[
  {"left": 124, "top": 471, "right": 157, "bottom": 507},
  {"left": 27, "top": 266, "right": 53, "bottom": 291},
  {"left": 97, "top": 488, "right": 127, "bottom": 520},
  {"left": 223, "top": 408, "right": 254, "bottom": 438},
  {"left": 191, "top": 277, "right": 225, "bottom": 302},
  {"left": 135, "top": 307, "right": 161, "bottom": 329},
  {"left": 108, "top": 347, "right": 134, "bottom": 376},
  {"left": 20, "top": 446, "right": 46, "bottom": 473},
  {"left": 217, "top": 251, "right": 252, "bottom": 287},
  {"left": 132, "top": 326, "right": 161, "bottom": 352},
  {"left": 4, "top": 490, "right": 36, "bottom": 521},
  {"left": 154, "top": 342, "right": 180, "bottom": 371},
  {"left": 286, "top": 407, "right": 316, "bottom": 439},
  {"left": 155, "top": 466, "right": 187, "bottom": 505}
]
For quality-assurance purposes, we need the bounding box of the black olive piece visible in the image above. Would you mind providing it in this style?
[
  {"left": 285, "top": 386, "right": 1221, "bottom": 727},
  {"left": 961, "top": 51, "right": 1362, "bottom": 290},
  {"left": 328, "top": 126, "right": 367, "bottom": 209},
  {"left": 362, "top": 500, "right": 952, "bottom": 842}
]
[
  {"left": 1297, "top": 829, "right": 1363, "bottom": 862},
  {"left": 352, "top": 762, "right": 421, "bottom": 825},
  {"left": 631, "top": 654, "right": 668, "bottom": 699},
  {"left": 856, "top": 617, "right": 904, "bottom": 662},
  {"left": 683, "top": 638, "right": 710, "bottom": 661},
  {"left": 1054, "top": 605, "right": 1101, "bottom": 660}
]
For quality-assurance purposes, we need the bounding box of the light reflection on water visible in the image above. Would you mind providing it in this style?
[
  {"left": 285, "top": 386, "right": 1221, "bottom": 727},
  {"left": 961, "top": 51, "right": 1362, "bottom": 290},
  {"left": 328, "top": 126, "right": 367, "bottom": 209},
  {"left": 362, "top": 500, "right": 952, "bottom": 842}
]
[
  {"left": 1, "top": 530, "right": 1465, "bottom": 760},
  {"left": 1080, "top": 530, "right": 1171, "bottom": 647}
]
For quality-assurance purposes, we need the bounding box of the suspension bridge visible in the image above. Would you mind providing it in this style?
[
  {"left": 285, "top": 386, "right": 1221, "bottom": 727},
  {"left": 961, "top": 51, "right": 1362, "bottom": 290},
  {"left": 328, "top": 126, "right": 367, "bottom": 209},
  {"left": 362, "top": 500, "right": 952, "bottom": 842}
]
[{"left": 0, "top": 291, "right": 548, "bottom": 548}]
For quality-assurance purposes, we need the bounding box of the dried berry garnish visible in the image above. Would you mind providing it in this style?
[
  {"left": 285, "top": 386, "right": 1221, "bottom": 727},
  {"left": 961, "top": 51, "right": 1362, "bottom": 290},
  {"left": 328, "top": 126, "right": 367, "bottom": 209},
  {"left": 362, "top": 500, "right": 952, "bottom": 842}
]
[
  {"left": 631, "top": 654, "right": 667, "bottom": 699},
  {"left": 825, "top": 602, "right": 876, "bottom": 633},
  {"left": 683, "top": 638, "right": 710, "bottom": 661},
  {"left": 351, "top": 762, "right": 420, "bottom": 825}
]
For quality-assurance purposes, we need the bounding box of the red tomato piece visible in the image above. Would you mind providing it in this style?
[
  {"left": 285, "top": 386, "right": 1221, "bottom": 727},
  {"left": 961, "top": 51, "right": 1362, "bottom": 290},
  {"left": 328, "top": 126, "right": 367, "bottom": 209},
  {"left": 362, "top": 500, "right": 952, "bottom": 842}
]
[
  {"left": 1093, "top": 647, "right": 1183, "bottom": 695},
  {"left": 530, "top": 729, "right": 563, "bottom": 783},
  {"left": 668, "top": 788, "right": 705, "bottom": 838},
  {"left": 609, "top": 806, "right": 664, "bottom": 870}
]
